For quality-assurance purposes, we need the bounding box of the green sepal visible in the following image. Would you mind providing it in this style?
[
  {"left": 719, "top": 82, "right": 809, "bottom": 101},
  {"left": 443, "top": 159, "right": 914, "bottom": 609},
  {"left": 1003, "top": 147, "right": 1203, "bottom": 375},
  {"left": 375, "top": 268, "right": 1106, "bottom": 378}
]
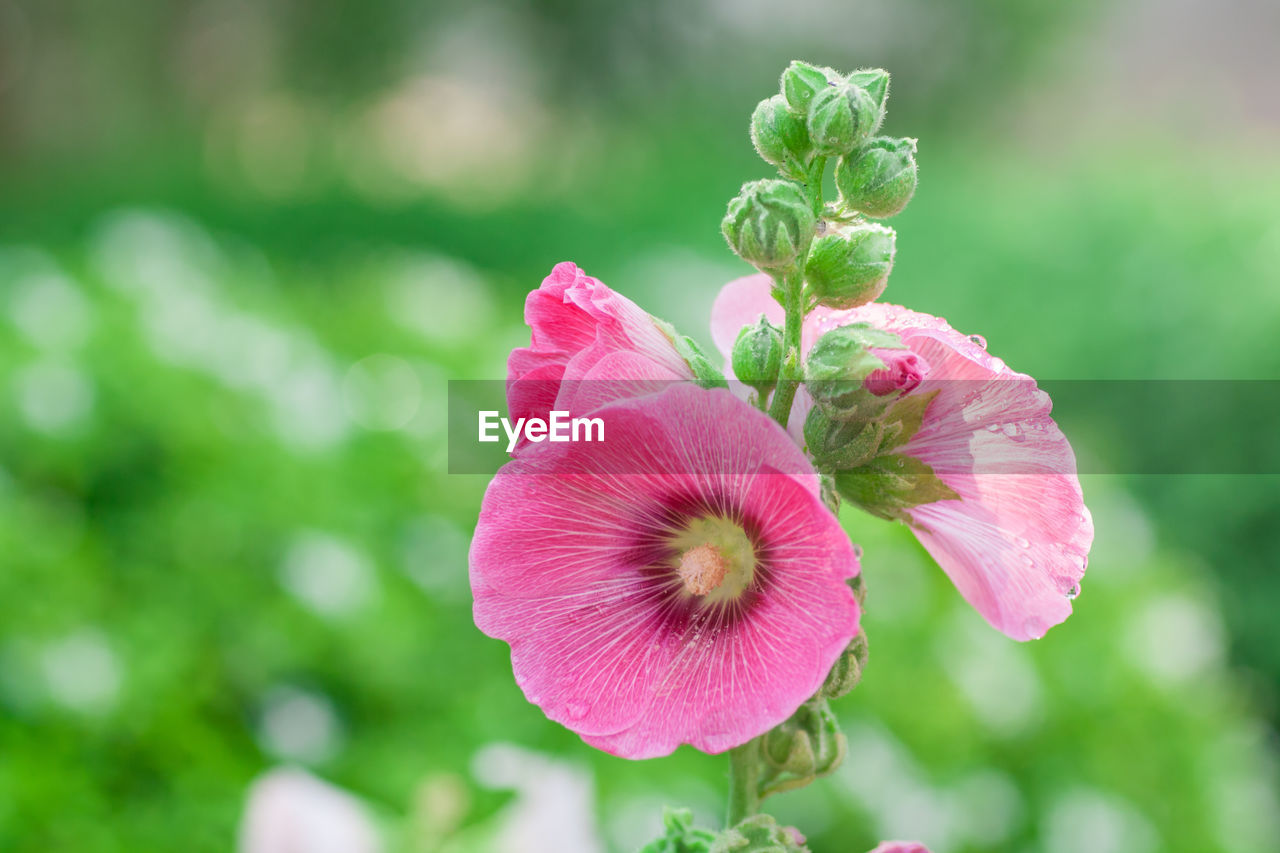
[
  {"left": 653, "top": 320, "right": 729, "bottom": 390},
  {"left": 781, "top": 60, "right": 835, "bottom": 115},
  {"left": 675, "top": 334, "right": 729, "bottom": 390},
  {"left": 638, "top": 807, "right": 718, "bottom": 853},
  {"left": 876, "top": 389, "right": 938, "bottom": 454},
  {"left": 845, "top": 68, "right": 889, "bottom": 131},
  {"left": 711, "top": 814, "right": 808, "bottom": 853},
  {"left": 834, "top": 453, "right": 960, "bottom": 522}
]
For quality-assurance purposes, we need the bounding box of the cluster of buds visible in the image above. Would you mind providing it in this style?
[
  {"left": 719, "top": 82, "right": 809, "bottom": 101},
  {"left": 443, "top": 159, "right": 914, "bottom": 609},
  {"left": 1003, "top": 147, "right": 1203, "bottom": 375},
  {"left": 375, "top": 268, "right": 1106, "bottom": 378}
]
[{"left": 723, "top": 62, "right": 918, "bottom": 315}]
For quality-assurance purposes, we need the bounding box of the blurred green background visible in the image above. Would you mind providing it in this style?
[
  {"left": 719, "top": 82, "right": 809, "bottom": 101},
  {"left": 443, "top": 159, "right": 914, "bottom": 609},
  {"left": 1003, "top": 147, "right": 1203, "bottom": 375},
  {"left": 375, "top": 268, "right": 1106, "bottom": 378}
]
[{"left": 1, "top": 1, "right": 1278, "bottom": 851}]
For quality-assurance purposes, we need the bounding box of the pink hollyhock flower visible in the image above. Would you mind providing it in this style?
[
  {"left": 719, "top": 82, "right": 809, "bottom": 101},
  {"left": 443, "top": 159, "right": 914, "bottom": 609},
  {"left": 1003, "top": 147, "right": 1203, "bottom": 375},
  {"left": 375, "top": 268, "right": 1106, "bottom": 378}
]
[
  {"left": 868, "top": 843, "right": 931, "bottom": 853},
  {"left": 507, "top": 262, "right": 695, "bottom": 433},
  {"left": 469, "top": 384, "right": 861, "bottom": 758},
  {"left": 712, "top": 274, "right": 1092, "bottom": 641}
]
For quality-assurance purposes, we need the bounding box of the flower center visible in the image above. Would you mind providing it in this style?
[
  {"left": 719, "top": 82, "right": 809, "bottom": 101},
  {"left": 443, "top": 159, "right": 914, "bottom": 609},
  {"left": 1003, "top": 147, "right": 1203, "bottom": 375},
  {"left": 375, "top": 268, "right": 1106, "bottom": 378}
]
[
  {"left": 668, "top": 515, "right": 756, "bottom": 604},
  {"left": 677, "top": 544, "right": 728, "bottom": 596}
]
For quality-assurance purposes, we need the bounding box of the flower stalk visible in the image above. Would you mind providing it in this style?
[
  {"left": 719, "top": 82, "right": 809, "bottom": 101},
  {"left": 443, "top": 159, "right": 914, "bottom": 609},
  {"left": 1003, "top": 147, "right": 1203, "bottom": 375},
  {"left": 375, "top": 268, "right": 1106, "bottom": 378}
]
[{"left": 726, "top": 738, "right": 762, "bottom": 827}]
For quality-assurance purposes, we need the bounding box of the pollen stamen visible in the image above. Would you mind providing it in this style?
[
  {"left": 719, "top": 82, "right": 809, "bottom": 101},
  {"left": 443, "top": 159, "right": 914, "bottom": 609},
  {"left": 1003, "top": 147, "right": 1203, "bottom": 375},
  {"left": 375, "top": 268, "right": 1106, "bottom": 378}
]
[{"left": 677, "top": 543, "right": 728, "bottom": 596}]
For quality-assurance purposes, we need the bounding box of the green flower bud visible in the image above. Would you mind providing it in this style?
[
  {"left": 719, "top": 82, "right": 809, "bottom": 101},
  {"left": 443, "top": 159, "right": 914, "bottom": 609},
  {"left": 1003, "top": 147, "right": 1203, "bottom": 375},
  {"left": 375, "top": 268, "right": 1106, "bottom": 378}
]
[
  {"left": 806, "top": 82, "right": 878, "bottom": 157},
  {"left": 759, "top": 697, "right": 845, "bottom": 796},
  {"left": 845, "top": 68, "right": 889, "bottom": 130},
  {"left": 731, "top": 315, "right": 784, "bottom": 394},
  {"left": 804, "top": 405, "right": 885, "bottom": 470},
  {"left": 820, "top": 630, "right": 868, "bottom": 700},
  {"left": 805, "top": 223, "right": 896, "bottom": 309},
  {"left": 750, "top": 95, "right": 813, "bottom": 179},
  {"left": 781, "top": 60, "right": 836, "bottom": 114},
  {"left": 836, "top": 137, "right": 918, "bottom": 218},
  {"left": 721, "top": 179, "right": 816, "bottom": 270}
]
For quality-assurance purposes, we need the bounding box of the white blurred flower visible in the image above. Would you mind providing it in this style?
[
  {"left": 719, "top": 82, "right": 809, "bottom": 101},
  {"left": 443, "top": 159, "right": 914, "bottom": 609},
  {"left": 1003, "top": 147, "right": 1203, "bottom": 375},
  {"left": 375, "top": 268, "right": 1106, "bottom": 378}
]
[
  {"left": 255, "top": 686, "right": 343, "bottom": 765},
  {"left": 7, "top": 258, "right": 93, "bottom": 350},
  {"left": 239, "top": 767, "right": 382, "bottom": 853},
  {"left": 472, "top": 743, "right": 605, "bottom": 853},
  {"left": 1124, "top": 592, "right": 1225, "bottom": 687},
  {"left": 279, "top": 531, "right": 378, "bottom": 619},
  {"left": 1043, "top": 787, "right": 1158, "bottom": 853},
  {"left": 13, "top": 361, "right": 94, "bottom": 433},
  {"left": 343, "top": 354, "right": 422, "bottom": 431},
  {"left": 41, "top": 628, "right": 121, "bottom": 714},
  {"left": 935, "top": 609, "right": 1044, "bottom": 736}
]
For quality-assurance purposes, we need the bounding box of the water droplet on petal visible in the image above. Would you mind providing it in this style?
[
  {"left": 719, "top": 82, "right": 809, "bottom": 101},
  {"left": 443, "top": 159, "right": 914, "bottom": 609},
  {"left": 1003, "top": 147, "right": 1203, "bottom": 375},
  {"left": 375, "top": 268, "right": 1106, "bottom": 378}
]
[
  {"left": 969, "top": 334, "right": 987, "bottom": 349},
  {"left": 851, "top": 544, "right": 864, "bottom": 559},
  {"left": 1020, "top": 554, "right": 1035, "bottom": 568},
  {"left": 566, "top": 701, "right": 590, "bottom": 720},
  {"left": 1066, "top": 584, "right": 1081, "bottom": 600},
  {"left": 985, "top": 423, "right": 1002, "bottom": 433},
  {"left": 1015, "top": 536, "right": 1031, "bottom": 548}
]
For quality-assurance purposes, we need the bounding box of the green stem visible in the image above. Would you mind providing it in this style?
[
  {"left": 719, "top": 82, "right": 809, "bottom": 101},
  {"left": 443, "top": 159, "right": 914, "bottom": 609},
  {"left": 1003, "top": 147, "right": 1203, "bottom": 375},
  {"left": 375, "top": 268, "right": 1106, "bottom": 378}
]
[
  {"left": 807, "top": 155, "right": 827, "bottom": 217},
  {"left": 767, "top": 268, "right": 804, "bottom": 428},
  {"left": 726, "top": 738, "right": 761, "bottom": 827}
]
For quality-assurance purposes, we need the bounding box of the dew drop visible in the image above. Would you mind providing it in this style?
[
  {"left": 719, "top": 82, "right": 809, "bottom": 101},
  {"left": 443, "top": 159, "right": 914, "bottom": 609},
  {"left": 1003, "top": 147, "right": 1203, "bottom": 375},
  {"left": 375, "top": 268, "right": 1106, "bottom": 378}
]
[
  {"left": 566, "top": 700, "right": 590, "bottom": 720},
  {"left": 1015, "top": 536, "right": 1031, "bottom": 548},
  {"left": 1001, "top": 422, "right": 1026, "bottom": 442},
  {"left": 1020, "top": 554, "right": 1035, "bottom": 568},
  {"left": 969, "top": 334, "right": 987, "bottom": 349},
  {"left": 852, "top": 544, "right": 864, "bottom": 559},
  {"left": 985, "top": 423, "right": 1002, "bottom": 433},
  {"left": 1065, "top": 584, "right": 1081, "bottom": 600}
]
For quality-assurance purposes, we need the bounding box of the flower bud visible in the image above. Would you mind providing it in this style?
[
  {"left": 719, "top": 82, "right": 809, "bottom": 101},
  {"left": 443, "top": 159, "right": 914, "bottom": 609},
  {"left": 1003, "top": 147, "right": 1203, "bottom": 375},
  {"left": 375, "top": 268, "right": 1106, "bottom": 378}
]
[
  {"left": 750, "top": 94, "right": 813, "bottom": 179},
  {"left": 837, "top": 137, "right": 918, "bottom": 218},
  {"left": 804, "top": 405, "right": 884, "bottom": 470},
  {"left": 804, "top": 223, "right": 896, "bottom": 309},
  {"left": 721, "top": 179, "right": 816, "bottom": 270},
  {"left": 760, "top": 698, "right": 845, "bottom": 784},
  {"left": 864, "top": 347, "right": 926, "bottom": 396},
  {"left": 807, "top": 82, "right": 878, "bottom": 157},
  {"left": 820, "top": 630, "right": 868, "bottom": 700},
  {"left": 846, "top": 68, "right": 889, "bottom": 129},
  {"left": 731, "top": 315, "right": 784, "bottom": 394},
  {"left": 804, "top": 323, "right": 907, "bottom": 410},
  {"left": 781, "top": 60, "right": 835, "bottom": 114}
]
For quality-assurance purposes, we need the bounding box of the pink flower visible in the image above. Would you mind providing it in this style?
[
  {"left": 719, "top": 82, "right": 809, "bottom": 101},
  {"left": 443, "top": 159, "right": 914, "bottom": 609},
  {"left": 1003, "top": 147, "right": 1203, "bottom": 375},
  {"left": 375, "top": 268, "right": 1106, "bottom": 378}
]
[
  {"left": 507, "top": 262, "right": 694, "bottom": 434},
  {"left": 469, "top": 384, "right": 861, "bottom": 758},
  {"left": 867, "top": 843, "right": 931, "bottom": 853},
  {"left": 864, "top": 348, "right": 927, "bottom": 396},
  {"left": 712, "top": 274, "right": 1092, "bottom": 641}
]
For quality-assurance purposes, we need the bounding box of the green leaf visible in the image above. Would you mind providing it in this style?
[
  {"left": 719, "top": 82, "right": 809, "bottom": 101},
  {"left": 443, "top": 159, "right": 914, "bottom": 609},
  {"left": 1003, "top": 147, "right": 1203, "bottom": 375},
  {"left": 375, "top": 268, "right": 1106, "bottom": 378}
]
[
  {"left": 834, "top": 453, "right": 960, "bottom": 521},
  {"left": 638, "top": 807, "right": 718, "bottom": 853}
]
